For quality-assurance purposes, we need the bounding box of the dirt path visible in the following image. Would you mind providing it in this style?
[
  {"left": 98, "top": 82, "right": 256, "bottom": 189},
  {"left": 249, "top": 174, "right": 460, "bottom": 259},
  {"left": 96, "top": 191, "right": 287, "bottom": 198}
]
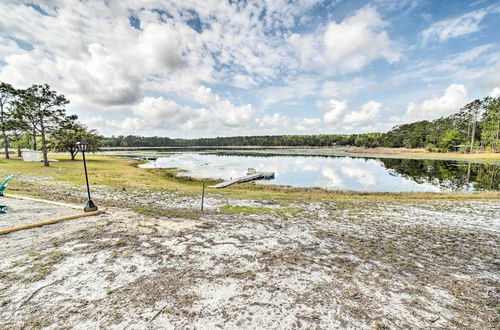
[{"left": 0, "top": 178, "right": 498, "bottom": 329}]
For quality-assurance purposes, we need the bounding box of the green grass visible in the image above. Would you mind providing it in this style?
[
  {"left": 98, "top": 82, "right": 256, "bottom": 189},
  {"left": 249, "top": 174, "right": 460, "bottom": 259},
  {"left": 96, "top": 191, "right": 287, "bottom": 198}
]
[
  {"left": 132, "top": 205, "right": 199, "bottom": 219},
  {"left": 275, "top": 207, "right": 305, "bottom": 216},
  {"left": 0, "top": 155, "right": 213, "bottom": 195},
  {"left": 9, "top": 250, "right": 70, "bottom": 282},
  {"left": 220, "top": 205, "right": 276, "bottom": 214},
  {"left": 115, "top": 239, "right": 127, "bottom": 246}
]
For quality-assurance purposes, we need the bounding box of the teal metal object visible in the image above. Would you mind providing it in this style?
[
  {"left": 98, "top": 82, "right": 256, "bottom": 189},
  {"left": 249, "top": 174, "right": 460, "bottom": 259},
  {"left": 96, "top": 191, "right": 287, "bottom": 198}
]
[
  {"left": 0, "top": 205, "right": 6, "bottom": 214},
  {"left": 0, "top": 175, "right": 13, "bottom": 196}
]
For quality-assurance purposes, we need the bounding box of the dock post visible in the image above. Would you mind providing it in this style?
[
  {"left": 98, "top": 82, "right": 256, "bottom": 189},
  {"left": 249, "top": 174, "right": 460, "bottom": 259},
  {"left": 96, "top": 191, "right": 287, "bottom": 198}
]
[{"left": 201, "top": 182, "right": 205, "bottom": 212}]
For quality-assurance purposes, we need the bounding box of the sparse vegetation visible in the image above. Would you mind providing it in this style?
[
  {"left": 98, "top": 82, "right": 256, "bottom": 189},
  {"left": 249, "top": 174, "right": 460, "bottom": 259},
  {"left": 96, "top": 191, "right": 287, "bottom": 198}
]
[
  {"left": 114, "top": 239, "right": 127, "bottom": 246},
  {"left": 220, "top": 204, "right": 304, "bottom": 217},
  {"left": 132, "top": 205, "right": 199, "bottom": 219},
  {"left": 9, "top": 250, "right": 68, "bottom": 282},
  {"left": 1, "top": 155, "right": 499, "bottom": 203},
  {"left": 0, "top": 174, "right": 498, "bottom": 328},
  {"left": 219, "top": 204, "right": 276, "bottom": 214}
]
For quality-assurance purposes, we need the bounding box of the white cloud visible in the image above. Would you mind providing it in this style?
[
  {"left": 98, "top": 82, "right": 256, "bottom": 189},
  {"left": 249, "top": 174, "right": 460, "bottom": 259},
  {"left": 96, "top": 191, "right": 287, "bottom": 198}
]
[
  {"left": 319, "top": 99, "right": 382, "bottom": 129},
  {"left": 257, "top": 113, "right": 289, "bottom": 129},
  {"left": 323, "top": 6, "right": 399, "bottom": 71},
  {"left": 322, "top": 99, "right": 347, "bottom": 124},
  {"left": 101, "top": 86, "right": 256, "bottom": 136},
  {"left": 404, "top": 84, "right": 468, "bottom": 122},
  {"left": 290, "top": 6, "right": 399, "bottom": 73},
  {"left": 447, "top": 44, "right": 496, "bottom": 65},
  {"left": 421, "top": 5, "right": 500, "bottom": 43},
  {"left": 320, "top": 78, "right": 368, "bottom": 99},
  {"left": 64, "top": 43, "right": 144, "bottom": 106},
  {"left": 476, "top": 58, "right": 500, "bottom": 92},
  {"left": 490, "top": 87, "right": 500, "bottom": 98},
  {"left": 0, "top": 0, "right": 322, "bottom": 111},
  {"left": 288, "top": 33, "right": 322, "bottom": 68},
  {"left": 232, "top": 74, "right": 258, "bottom": 89},
  {"left": 130, "top": 22, "right": 188, "bottom": 75},
  {"left": 194, "top": 86, "right": 219, "bottom": 106},
  {"left": 388, "top": 43, "right": 500, "bottom": 99},
  {"left": 320, "top": 167, "right": 343, "bottom": 188},
  {"left": 339, "top": 159, "right": 377, "bottom": 187},
  {"left": 388, "top": 43, "right": 500, "bottom": 87},
  {"left": 96, "top": 91, "right": 388, "bottom": 137},
  {"left": 193, "top": 86, "right": 255, "bottom": 127},
  {"left": 258, "top": 76, "right": 319, "bottom": 107},
  {"left": 295, "top": 118, "right": 322, "bottom": 131},
  {"left": 0, "top": 36, "right": 24, "bottom": 59},
  {"left": 131, "top": 97, "right": 191, "bottom": 128},
  {"left": 343, "top": 101, "right": 381, "bottom": 124},
  {"left": 0, "top": 0, "right": 494, "bottom": 138},
  {"left": 215, "top": 102, "right": 254, "bottom": 127}
]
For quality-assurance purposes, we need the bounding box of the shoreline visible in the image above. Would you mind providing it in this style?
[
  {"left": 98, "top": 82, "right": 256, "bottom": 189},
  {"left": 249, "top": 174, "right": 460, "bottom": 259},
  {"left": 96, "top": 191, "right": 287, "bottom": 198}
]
[
  {"left": 206, "top": 148, "right": 500, "bottom": 164},
  {"left": 96, "top": 147, "right": 500, "bottom": 164},
  {"left": 1, "top": 155, "right": 499, "bottom": 199}
]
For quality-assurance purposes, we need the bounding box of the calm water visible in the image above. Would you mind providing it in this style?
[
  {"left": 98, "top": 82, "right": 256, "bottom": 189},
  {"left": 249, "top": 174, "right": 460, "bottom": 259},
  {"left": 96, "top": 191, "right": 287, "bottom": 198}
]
[{"left": 139, "top": 153, "right": 499, "bottom": 192}]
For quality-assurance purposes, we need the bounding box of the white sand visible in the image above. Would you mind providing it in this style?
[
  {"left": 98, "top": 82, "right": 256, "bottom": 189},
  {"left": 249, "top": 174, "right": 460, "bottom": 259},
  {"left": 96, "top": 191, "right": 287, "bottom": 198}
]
[
  {"left": 0, "top": 196, "right": 81, "bottom": 230},
  {"left": 0, "top": 188, "right": 498, "bottom": 329}
]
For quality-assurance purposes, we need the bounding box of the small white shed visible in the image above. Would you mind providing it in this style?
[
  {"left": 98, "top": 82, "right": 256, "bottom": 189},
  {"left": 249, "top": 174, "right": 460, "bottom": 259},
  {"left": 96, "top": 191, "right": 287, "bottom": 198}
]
[{"left": 22, "top": 150, "right": 42, "bottom": 162}]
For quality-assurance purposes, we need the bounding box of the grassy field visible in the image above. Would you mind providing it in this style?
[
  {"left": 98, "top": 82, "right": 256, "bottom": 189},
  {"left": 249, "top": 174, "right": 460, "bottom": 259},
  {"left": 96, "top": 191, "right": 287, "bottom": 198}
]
[{"left": 1, "top": 154, "right": 499, "bottom": 202}]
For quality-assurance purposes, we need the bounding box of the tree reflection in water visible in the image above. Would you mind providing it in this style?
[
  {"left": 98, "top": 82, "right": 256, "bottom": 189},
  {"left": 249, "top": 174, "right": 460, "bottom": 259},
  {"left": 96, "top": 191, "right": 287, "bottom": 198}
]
[
  {"left": 142, "top": 153, "right": 499, "bottom": 192},
  {"left": 379, "top": 158, "right": 499, "bottom": 191}
]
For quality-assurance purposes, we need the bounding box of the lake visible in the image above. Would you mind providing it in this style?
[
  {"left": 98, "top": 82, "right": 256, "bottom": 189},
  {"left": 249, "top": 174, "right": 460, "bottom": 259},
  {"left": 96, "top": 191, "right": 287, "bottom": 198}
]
[{"left": 139, "top": 153, "right": 499, "bottom": 192}]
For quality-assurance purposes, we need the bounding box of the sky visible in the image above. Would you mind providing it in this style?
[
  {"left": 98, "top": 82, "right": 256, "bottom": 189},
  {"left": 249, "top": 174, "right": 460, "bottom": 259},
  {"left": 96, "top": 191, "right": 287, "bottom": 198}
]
[{"left": 0, "top": 0, "right": 499, "bottom": 138}]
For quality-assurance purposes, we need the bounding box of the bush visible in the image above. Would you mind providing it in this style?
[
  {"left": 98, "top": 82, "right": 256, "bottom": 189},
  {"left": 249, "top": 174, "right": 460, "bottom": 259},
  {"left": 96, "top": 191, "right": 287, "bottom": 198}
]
[
  {"left": 438, "top": 130, "right": 466, "bottom": 151},
  {"left": 425, "top": 144, "right": 437, "bottom": 152}
]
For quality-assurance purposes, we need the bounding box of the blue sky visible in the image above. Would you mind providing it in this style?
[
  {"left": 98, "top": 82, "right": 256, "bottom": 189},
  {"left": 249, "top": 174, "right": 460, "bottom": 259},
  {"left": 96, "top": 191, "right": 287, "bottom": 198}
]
[{"left": 0, "top": 0, "right": 499, "bottom": 138}]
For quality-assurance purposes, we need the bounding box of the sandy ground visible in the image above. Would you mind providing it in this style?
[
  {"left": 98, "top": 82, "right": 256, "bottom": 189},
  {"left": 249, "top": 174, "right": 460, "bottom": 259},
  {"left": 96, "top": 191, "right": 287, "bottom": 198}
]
[
  {"left": 0, "top": 177, "right": 499, "bottom": 329},
  {"left": 0, "top": 197, "right": 81, "bottom": 230}
]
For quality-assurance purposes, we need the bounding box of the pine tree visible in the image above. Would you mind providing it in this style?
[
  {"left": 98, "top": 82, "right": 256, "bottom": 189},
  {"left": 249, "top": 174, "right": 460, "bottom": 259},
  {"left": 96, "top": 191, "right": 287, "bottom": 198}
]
[{"left": 14, "top": 84, "right": 69, "bottom": 166}]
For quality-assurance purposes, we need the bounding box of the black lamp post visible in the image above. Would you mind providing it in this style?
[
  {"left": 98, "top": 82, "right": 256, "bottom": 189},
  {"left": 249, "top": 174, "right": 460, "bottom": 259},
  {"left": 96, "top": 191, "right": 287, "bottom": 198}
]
[{"left": 76, "top": 141, "right": 98, "bottom": 212}]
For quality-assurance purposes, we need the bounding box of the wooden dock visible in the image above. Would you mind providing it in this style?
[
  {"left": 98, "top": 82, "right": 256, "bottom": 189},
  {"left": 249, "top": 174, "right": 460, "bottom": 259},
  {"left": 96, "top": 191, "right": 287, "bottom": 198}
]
[{"left": 209, "top": 172, "right": 275, "bottom": 188}]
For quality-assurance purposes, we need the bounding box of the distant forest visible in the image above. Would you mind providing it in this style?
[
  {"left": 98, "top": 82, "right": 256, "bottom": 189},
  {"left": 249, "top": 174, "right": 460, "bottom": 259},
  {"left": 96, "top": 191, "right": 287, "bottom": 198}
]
[{"left": 103, "top": 96, "right": 500, "bottom": 152}]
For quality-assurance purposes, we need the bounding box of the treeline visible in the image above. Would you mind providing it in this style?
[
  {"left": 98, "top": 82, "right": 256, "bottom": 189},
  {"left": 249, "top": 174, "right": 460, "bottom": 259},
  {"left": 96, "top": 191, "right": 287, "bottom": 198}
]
[
  {"left": 103, "top": 96, "right": 499, "bottom": 152},
  {"left": 102, "top": 134, "right": 370, "bottom": 148},
  {"left": 0, "top": 82, "right": 102, "bottom": 166},
  {"left": 2, "top": 79, "right": 498, "bottom": 155},
  {"left": 380, "top": 96, "right": 499, "bottom": 152}
]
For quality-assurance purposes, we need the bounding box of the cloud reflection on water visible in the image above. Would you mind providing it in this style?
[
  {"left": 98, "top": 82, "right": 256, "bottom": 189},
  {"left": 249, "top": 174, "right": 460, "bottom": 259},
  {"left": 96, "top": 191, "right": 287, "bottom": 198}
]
[{"left": 140, "top": 153, "right": 477, "bottom": 192}]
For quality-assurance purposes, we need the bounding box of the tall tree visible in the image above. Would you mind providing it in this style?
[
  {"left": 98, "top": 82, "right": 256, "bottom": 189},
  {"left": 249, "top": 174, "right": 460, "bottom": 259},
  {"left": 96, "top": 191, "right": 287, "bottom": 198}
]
[
  {"left": 0, "top": 82, "right": 17, "bottom": 159},
  {"left": 13, "top": 90, "right": 38, "bottom": 150},
  {"left": 480, "top": 97, "right": 500, "bottom": 152},
  {"left": 438, "top": 130, "right": 465, "bottom": 151},
  {"left": 457, "top": 99, "right": 483, "bottom": 153},
  {"left": 14, "top": 84, "right": 69, "bottom": 166},
  {"left": 50, "top": 115, "right": 103, "bottom": 160}
]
